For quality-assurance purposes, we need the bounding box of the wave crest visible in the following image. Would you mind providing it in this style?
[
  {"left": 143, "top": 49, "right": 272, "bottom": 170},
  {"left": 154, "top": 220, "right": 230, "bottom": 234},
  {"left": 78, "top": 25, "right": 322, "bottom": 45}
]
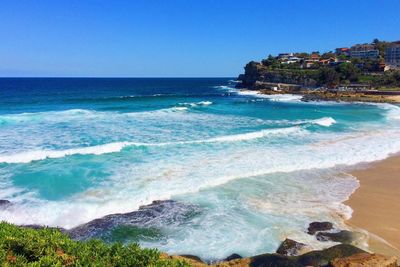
[{"left": 0, "top": 126, "right": 303, "bottom": 164}]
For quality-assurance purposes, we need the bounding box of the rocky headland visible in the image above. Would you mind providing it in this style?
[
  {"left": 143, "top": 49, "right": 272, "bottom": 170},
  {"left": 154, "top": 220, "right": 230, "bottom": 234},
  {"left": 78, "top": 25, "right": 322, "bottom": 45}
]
[{"left": 236, "top": 61, "right": 400, "bottom": 103}]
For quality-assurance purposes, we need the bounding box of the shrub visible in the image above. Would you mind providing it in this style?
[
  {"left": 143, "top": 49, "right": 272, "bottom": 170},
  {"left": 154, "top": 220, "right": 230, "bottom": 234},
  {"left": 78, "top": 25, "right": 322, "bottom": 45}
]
[{"left": 0, "top": 222, "right": 190, "bottom": 267}]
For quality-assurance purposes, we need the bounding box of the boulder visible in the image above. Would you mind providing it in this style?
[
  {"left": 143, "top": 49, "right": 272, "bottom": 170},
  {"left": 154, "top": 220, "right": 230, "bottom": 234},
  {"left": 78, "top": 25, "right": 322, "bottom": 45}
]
[
  {"left": 296, "top": 244, "right": 366, "bottom": 267},
  {"left": 249, "top": 253, "right": 302, "bottom": 267},
  {"left": 276, "top": 238, "right": 309, "bottom": 256},
  {"left": 331, "top": 252, "right": 398, "bottom": 267},
  {"left": 223, "top": 253, "right": 242, "bottom": 261},
  {"left": 316, "top": 230, "right": 355, "bottom": 244},
  {"left": 0, "top": 200, "right": 11, "bottom": 208},
  {"left": 307, "top": 221, "right": 333, "bottom": 235},
  {"left": 248, "top": 244, "right": 365, "bottom": 267},
  {"left": 67, "top": 200, "right": 202, "bottom": 240}
]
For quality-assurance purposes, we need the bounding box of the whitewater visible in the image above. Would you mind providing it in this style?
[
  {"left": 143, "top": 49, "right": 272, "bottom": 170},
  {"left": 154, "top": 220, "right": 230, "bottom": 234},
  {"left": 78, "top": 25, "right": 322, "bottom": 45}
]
[{"left": 0, "top": 78, "right": 399, "bottom": 260}]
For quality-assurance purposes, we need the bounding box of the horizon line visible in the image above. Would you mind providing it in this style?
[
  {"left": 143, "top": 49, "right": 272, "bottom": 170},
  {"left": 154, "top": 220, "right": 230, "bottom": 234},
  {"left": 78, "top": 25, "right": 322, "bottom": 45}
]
[{"left": 0, "top": 76, "right": 236, "bottom": 79}]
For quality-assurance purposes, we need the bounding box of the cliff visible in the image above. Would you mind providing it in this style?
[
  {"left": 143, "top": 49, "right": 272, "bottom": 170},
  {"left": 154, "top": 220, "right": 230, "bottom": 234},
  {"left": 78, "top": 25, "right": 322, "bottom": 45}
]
[{"left": 237, "top": 61, "right": 319, "bottom": 90}]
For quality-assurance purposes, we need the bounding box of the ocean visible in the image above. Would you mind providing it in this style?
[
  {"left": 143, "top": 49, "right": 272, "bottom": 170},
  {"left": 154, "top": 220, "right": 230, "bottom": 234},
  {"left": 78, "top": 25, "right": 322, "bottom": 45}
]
[{"left": 0, "top": 78, "right": 399, "bottom": 260}]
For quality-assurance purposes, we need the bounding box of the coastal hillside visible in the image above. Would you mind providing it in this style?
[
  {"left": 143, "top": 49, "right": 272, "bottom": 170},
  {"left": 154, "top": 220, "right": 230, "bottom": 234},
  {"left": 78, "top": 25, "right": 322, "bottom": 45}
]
[{"left": 237, "top": 39, "right": 400, "bottom": 91}]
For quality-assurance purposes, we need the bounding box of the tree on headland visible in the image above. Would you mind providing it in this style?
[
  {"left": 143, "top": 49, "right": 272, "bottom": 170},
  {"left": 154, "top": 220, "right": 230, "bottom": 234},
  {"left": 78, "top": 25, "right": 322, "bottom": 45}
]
[
  {"left": 335, "top": 62, "right": 360, "bottom": 82},
  {"left": 261, "top": 55, "right": 278, "bottom": 67},
  {"left": 318, "top": 67, "right": 340, "bottom": 88}
]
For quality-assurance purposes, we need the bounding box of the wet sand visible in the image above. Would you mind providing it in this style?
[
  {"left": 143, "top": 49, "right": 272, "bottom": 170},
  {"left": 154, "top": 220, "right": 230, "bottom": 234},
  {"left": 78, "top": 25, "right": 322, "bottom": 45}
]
[{"left": 345, "top": 156, "right": 400, "bottom": 258}]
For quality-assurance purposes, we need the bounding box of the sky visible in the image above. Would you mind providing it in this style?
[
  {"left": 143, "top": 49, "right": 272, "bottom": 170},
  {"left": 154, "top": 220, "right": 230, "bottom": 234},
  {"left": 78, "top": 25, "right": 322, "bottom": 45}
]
[{"left": 0, "top": 0, "right": 399, "bottom": 77}]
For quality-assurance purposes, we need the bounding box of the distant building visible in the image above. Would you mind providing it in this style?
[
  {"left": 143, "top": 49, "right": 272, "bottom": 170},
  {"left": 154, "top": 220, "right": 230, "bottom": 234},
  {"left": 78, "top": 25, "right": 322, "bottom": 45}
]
[
  {"left": 282, "top": 56, "right": 301, "bottom": 64},
  {"left": 278, "top": 53, "right": 294, "bottom": 60},
  {"left": 350, "top": 44, "right": 379, "bottom": 59},
  {"left": 335, "top": 47, "right": 350, "bottom": 56},
  {"left": 319, "top": 57, "right": 336, "bottom": 65},
  {"left": 385, "top": 43, "right": 400, "bottom": 69},
  {"left": 336, "top": 83, "right": 372, "bottom": 92},
  {"left": 302, "top": 60, "right": 317, "bottom": 68},
  {"left": 310, "top": 53, "right": 320, "bottom": 61}
]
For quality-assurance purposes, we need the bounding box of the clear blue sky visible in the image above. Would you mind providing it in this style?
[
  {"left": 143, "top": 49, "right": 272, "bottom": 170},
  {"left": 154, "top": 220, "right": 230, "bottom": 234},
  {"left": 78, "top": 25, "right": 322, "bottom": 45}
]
[{"left": 1, "top": 0, "right": 399, "bottom": 77}]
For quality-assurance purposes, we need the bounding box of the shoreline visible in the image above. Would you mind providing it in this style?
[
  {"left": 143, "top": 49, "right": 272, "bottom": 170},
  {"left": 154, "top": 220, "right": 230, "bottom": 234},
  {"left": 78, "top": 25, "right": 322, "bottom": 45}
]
[
  {"left": 345, "top": 155, "right": 400, "bottom": 259},
  {"left": 238, "top": 88, "right": 400, "bottom": 103}
]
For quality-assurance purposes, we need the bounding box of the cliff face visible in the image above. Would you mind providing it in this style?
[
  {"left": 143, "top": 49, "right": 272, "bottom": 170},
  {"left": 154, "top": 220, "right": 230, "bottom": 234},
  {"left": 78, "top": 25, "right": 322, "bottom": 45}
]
[{"left": 237, "top": 61, "right": 318, "bottom": 90}]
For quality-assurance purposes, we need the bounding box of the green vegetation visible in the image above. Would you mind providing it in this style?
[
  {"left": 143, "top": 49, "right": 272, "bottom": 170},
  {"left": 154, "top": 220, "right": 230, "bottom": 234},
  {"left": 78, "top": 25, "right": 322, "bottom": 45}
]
[
  {"left": 0, "top": 222, "right": 190, "bottom": 267},
  {"left": 251, "top": 39, "right": 400, "bottom": 89},
  {"left": 257, "top": 55, "right": 400, "bottom": 89}
]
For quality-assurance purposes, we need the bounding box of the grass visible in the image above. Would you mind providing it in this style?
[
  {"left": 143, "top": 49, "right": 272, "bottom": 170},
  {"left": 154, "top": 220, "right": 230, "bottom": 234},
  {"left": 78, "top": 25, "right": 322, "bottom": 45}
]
[{"left": 0, "top": 222, "right": 191, "bottom": 267}]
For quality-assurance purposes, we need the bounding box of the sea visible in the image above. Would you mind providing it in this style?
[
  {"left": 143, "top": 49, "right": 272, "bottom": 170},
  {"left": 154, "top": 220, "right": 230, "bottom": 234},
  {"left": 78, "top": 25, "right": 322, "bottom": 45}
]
[{"left": 0, "top": 78, "right": 400, "bottom": 260}]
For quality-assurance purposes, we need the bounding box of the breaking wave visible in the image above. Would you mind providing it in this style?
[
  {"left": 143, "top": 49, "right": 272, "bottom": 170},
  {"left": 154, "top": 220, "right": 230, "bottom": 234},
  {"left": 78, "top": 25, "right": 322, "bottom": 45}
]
[{"left": 0, "top": 126, "right": 304, "bottom": 164}]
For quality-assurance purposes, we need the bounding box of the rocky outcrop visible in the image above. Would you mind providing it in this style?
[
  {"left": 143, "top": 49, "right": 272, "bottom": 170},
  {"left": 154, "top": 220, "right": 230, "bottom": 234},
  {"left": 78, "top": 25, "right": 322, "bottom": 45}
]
[
  {"left": 236, "top": 61, "right": 318, "bottom": 90},
  {"left": 67, "top": 200, "right": 201, "bottom": 240},
  {"left": 0, "top": 200, "right": 11, "bottom": 208},
  {"left": 223, "top": 254, "right": 242, "bottom": 261},
  {"left": 307, "top": 222, "right": 365, "bottom": 247},
  {"left": 331, "top": 252, "right": 398, "bottom": 267},
  {"left": 276, "top": 238, "right": 310, "bottom": 256},
  {"left": 233, "top": 244, "right": 366, "bottom": 267},
  {"left": 316, "top": 230, "right": 355, "bottom": 244},
  {"left": 307, "top": 221, "right": 334, "bottom": 235}
]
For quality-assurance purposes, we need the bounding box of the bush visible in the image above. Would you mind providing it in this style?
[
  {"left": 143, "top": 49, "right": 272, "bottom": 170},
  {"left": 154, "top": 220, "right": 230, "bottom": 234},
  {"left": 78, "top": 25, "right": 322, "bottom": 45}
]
[{"left": 0, "top": 222, "right": 190, "bottom": 267}]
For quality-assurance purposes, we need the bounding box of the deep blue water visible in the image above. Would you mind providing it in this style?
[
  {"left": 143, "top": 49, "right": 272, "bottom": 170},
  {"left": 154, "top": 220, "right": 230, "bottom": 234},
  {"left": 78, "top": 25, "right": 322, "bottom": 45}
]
[{"left": 0, "top": 78, "right": 399, "bottom": 260}]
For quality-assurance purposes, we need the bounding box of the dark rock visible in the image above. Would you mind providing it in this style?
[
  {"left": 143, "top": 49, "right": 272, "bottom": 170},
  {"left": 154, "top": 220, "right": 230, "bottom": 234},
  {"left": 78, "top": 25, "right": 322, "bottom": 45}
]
[
  {"left": 307, "top": 221, "right": 334, "bottom": 235},
  {"left": 249, "top": 244, "right": 365, "bottom": 267},
  {"left": 224, "top": 253, "right": 242, "bottom": 261},
  {"left": 316, "top": 230, "right": 355, "bottom": 244},
  {"left": 296, "top": 244, "right": 366, "bottom": 267},
  {"left": 276, "top": 238, "right": 308, "bottom": 256},
  {"left": 0, "top": 199, "right": 11, "bottom": 208},
  {"left": 250, "top": 253, "right": 302, "bottom": 267},
  {"left": 67, "top": 200, "right": 201, "bottom": 240}
]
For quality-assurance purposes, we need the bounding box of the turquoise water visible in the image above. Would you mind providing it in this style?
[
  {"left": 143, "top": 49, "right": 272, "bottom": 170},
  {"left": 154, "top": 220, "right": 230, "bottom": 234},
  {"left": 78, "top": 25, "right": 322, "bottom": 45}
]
[{"left": 0, "top": 78, "right": 400, "bottom": 260}]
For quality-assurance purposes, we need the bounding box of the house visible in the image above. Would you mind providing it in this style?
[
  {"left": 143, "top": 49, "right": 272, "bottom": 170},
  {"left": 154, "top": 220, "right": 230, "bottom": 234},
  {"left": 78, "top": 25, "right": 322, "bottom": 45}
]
[
  {"left": 385, "top": 42, "right": 400, "bottom": 70},
  {"left": 335, "top": 47, "right": 350, "bottom": 57},
  {"left": 302, "top": 60, "right": 317, "bottom": 68},
  {"left": 319, "top": 57, "right": 336, "bottom": 65},
  {"left": 282, "top": 56, "right": 301, "bottom": 64},
  {"left": 329, "top": 59, "right": 351, "bottom": 66},
  {"left": 278, "top": 53, "right": 294, "bottom": 60},
  {"left": 310, "top": 53, "right": 320, "bottom": 61},
  {"left": 350, "top": 44, "right": 379, "bottom": 59}
]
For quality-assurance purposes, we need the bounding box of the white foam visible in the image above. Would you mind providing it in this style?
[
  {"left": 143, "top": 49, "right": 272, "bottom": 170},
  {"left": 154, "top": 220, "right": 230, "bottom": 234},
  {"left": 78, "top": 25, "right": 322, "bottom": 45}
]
[
  {"left": 171, "top": 107, "right": 188, "bottom": 111},
  {"left": 204, "top": 126, "right": 302, "bottom": 143},
  {"left": 178, "top": 101, "right": 213, "bottom": 108},
  {"left": 310, "top": 117, "right": 337, "bottom": 127},
  {"left": 378, "top": 103, "right": 400, "bottom": 121},
  {"left": 214, "top": 85, "right": 237, "bottom": 93},
  {"left": 238, "top": 90, "right": 303, "bottom": 102},
  {"left": 197, "top": 101, "right": 213, "bottom": 106},
  {"left": 0, "top": 126, "right": 303, "bottom": 164},
  {"left": 0, "top": 142, "right": 132, "bottom": 164}
]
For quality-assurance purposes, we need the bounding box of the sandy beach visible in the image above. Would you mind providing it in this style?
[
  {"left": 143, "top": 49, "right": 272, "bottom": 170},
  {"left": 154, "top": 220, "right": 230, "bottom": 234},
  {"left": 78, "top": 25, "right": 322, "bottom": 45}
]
[{"left": 346, "top": 155, "right": 400, "bottom": 258}]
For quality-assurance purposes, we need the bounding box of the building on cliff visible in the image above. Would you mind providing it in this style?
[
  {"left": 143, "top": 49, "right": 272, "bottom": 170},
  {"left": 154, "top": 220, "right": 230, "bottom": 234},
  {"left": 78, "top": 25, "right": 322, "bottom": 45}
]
[
  {"left": 335, "top": 47, "right": 350, "bottom": 57},
  {"left": 350, "top": 44, "right": 379, "bottom": 59},
  {"left": 385, "top": 42, "right": 400, "bottom": 70}
]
